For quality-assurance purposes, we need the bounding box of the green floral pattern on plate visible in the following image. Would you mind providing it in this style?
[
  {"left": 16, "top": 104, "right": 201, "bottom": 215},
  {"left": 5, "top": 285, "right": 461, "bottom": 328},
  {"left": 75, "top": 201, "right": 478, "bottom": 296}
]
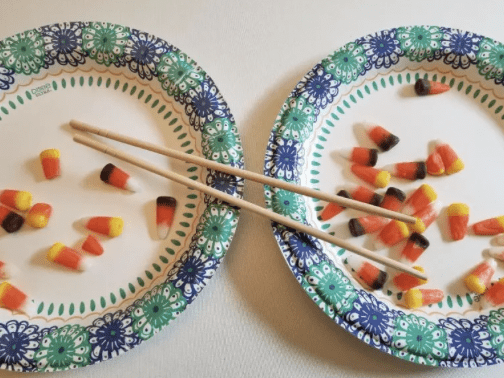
[
  {"left": 156, "top": 50, "right": 206, "bottom": 97},
  {"left": 201, "top": 117, "right": 243, "bottom": 164},
  {"left": 0, "top": 29, "right": 45, "bottom": 75},
  {"left": 305, "top": 261, "right": 357, "bottom": 315},
  {"left": 276, "top": 97, "right": 315, "bottom": 143},
  {"left": 477, "top": 38, "right": 504, "bottom": 82},
  {"left": 131, "top": 283, "right": 187, "bottom": 341},
  {"left": 396, "top": 25, "right": 443, "bottom": 62},
  {"left": 322, "top": 42, "right": 367, "bottom": 84},
  {"left": 392, "top": 314, "right": 448, "bottom": 366},
  {"left": 34, "top": 325, "right": 91, "bottom": 372},
  {"left": 82, "top": 22, "right": 130, "bottom": 66}
]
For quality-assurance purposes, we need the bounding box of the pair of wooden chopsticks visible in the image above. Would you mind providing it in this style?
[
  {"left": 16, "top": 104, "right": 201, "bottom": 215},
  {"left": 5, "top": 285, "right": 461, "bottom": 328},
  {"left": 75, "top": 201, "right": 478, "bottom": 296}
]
[{"left": 70, "top": 120, "right": 426, "bottom": 281}]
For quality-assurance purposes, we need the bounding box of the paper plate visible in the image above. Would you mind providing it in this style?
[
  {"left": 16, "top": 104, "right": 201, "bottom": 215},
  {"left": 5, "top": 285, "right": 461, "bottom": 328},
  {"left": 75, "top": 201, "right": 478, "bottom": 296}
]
[
  {"left": 0, "top": 21, "right": 243, "bottom": 372},
  {"left": 264, "top": 26, "right": 504, "bottom": 367}
]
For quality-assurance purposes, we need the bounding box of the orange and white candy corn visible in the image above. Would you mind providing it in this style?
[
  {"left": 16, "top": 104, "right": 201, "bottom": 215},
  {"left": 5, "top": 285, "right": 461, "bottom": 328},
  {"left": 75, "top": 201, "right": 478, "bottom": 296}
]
[
  {"left": 0, "top": 261, "right": 17, "bottom": 280},
  {"left": 472, "top": 216, "right": 504, "bottom": 236},
  {"left": 157, "top": 196, "right": 177, "bottom": 239},
  {"left": 380, "top": 187, "right": 406, "bottom": 212},
  {"left": 404, "top": 288, "right": 444, "bottom": 309},
  {"left": 400, "top": 233, "right": 430, "bottom": 263},
  {"left": 426, "top": 149, "right": 445, "bottom": 176},
  {"left": 464, "top": 259, "right": 496, "bottom": 294},
  {"left": 85, "top": 216, "right": 124, "bottom": 237},
  {"left": 0, "top": 282, "right": 33, "bottom": 313},
  {"left": 0, "top": 190, "right": 32, "bottom": 211},
  {"left": 402, "top": 184, "right": 437, "bottom": 216},
  {"left": 40, "top": 149, "right": 61, "bottom": 179},
  {"left": 366, "top": 125, "right": 400, "bottom": 151},
  {"left": 375, "top": 220, "right": 410, "bottom": 249},
  {"left": 100, "top": 163, "right": 140, "bottom": 192},
  {"left": 26, "top": 203, "right": 52, "bottom": 228},
  {"left": 392, "top": 266, "right": 427, "bottom": 292},
  {"left": 485, "top": 278, "right": 504, "bottom": 307},
  {"left": 447, "top": 203, "right": 469, "bottom": 241},
  {"left": 340, "top": 147, "right": 378, "bottom": 167},
  {"left": 351, "top": 164, "right": 390, "bottom": 188},
  {"left": 350, "top": 186, "right": 382, "bottom": 206},
  {"left": 435, "top": 140, "right": 464, "bottom": 175},
  {"left": 409, "top": 201, "right": 441, "bottom": 234},
  {"left": 414, "top": 79, "right": 450, "bottom": 95},
  {"left": 346, "top": 255, "right": 388, "bottom": 290},
  {"left": 320, "top": 190, "right": 351, "bottom": 221},
  {"left": 383, "top": 162, "right": 426, "bottom": 181},
  {"left": 348, "top": 215, "right": 388, "bottom": 237},
  {"left": 82, "top": 235, "right": 104, "bottom": 256},
  {"left": 47, "top": 242, "right": 89, "bottom": 271}
]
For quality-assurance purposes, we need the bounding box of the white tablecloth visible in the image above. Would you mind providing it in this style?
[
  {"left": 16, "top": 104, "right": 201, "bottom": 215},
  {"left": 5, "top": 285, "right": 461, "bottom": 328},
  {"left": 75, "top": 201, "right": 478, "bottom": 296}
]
[{"left": 1, "top": 1, "right": 503, "bottom": 376}]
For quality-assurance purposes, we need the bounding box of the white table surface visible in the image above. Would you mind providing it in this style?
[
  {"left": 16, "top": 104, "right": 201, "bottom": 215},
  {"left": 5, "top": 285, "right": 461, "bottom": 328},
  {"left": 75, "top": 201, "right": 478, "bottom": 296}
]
[{"left": 1, "top": 1, "right": 504, "bottom": 376}]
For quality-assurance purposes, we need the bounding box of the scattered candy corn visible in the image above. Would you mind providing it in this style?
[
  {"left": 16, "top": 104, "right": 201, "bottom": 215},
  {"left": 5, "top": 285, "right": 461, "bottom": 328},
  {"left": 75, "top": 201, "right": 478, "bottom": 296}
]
[
  {"left": 26, "top": 203, "right": 52, "bottom": 228},
  {"left": 447, "top": 203, "right": 469, "bottom": 241},
  {"left": 40, "top": 149, "right": 61, "bottom": 179},
  {"left": 340, "top": 147, "right": 378, "bottom": 167},
  {"left": 47, "top": 242, "right": 89, "bottom": 271},
  {"left": 0, "top": 190, "right": 32, "bottom": 212},
  {"left": 404, "top": 288, "right": 444, "bottom": 309},
  {"left": 346, "top": 255, "right": 388, "bottom": 290},
  {"left": 351, "top": 164, "right": 390, "bottom": 188},
  {"left": 383, "top": 161, "right": 426, "bottom": 181},
  {"left": 414, "top": 79, "right": 450, "bottom": 96},
  {"left": 100, "top": 163, "right": 140, "bottom": 192},
  {"left": 400, "top": 233, "right": 430, "bottom": 263},
  {"left": 366, "top": 125, "right": 400, "bottom": 151},
  {"left": 472, "top": 216, "right": 504, "bottom": 236},
  {"left": 320, "top": 190, "right": 351, "bottom": 221},
  {"left": 82, "top": 235, "right": 104, "bottom": 256},
  {"left": 402, "top": 184, "right": 437, "bottom": 216},
  {"left": 157, "top": 196, "right": 177, "bottom": 240},
  {"left": 85, "top": 216, "right": 124, "bottom": 237},
  {"left": 392, "top": 266, "right": 427, "bottom": 292},
  {"left": 0, "top": 205, "right": 24, "bottom": 233}
]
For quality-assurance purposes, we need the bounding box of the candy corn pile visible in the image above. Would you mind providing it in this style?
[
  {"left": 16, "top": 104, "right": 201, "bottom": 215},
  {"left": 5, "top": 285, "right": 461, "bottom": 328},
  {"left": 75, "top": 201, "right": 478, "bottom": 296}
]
[
  {"left": 0, "top": 154, "right": 177, "bottom": 314},
  {"left": 322, "top": 79, "right": 504, "bottom": 310}
]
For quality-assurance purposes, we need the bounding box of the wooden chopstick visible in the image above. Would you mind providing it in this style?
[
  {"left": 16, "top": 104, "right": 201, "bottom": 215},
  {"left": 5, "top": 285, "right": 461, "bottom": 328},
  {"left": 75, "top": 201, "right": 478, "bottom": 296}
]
[
  {"left": 72, "top": 133, "right": 427, "bottom": 281},
  {"left": 69, "top": 120, "right": 416, "bottom": 224}
]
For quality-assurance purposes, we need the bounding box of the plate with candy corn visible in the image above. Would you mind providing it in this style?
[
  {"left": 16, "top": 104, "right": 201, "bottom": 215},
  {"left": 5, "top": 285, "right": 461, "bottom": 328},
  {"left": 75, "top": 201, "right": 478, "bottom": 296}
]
[
  {"left": 0, "top": 22, "right": 243, "bottom": 372},
  {"left": 265, "top": 26, "right": 504, "bottom": 367}
]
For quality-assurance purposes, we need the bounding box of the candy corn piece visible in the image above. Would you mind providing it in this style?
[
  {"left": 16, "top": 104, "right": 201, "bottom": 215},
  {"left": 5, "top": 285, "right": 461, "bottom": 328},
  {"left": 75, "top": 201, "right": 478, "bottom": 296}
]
[
  {"left": 383, "top": 162, "right": 426, "bottom": 181},
  {"left": 0, "top": 282, "right": 33, "bottom": 313},
  {"left": 409, "top": 202, "right": 441, "bottom": 234},
  {"left": 340, "top": 147, "right": 378, "bottom": 167},
  {"left": 495, "top": 234, "right": 504, "bottom": 245},
  {"left": 0, "top": 205, "right": 24, "bottom": 233},
  {"left": 472, "top": 216, "right": 504, "bottom": 236},
  {"left": 414, "top": 79, "right": 450, "bottom": 95},
  {"left": 346, "top": 255, "right": 388, "bottom": 290},
  {"left": 400, "top": 233, "right": 430, "bottom": 263},
  {"left": 379, "top": 187, "right": 406, "bottom": 212},
  {"left": 392, "top": 266, "right": 427, "bottom": 292},
  {"left": 348, "top": 216, "right": 389, "bottom": 237},
  {"left": 426, "top": 149, "right": 445, "bottom": 176},
  {"left": 40, "top": 149, "right": 60, "bottom": 179},
  {"left": 100, "top": 163, "right": 140, "bottom": 192},
  {"left": 320, "top": 190, "right": 351, "bottom": 221},
  {"left": 485, "top": 278, "right": 504, "bottom": 307},
  {"left": 0, "top": 261, "right": 18, "bottom": 280},
  {"left": 157, "top": 196, "right": 177, "bottom": 239},
  {"left": 402, "top": 184, "right": 437, "bottom": 216},
  {"left": 350, "top": 186, "right": 382, "bottom": 206},
  {"left": 26, "top": 203, "right": 52, "bottom": 228},
  {"left": 366, "top": 125, "right": 400, "bottom": 151},
  {"left": 0, "top": 190, "right": 32, "bottom": 211},
  {"left": 464, "top": 259, "right": 496, "bottom": 294},
  {"left": 47, "top": 242, "right": 90, "bottom": 271},
  {"left": 375, "top": 220, "right": 410, "bottom": 249},
  {"left": 82, "top": 235, "right": 104, "bottom": 256},
  {"left": 487, "top": 247, "right": 504, "bottom": 261},
  {"left": 85, "top": 216, "right": 124, "bottom": 237},
  {"left": 435, "top": 140, "right": 464, "bottom": 175},
  {"left": 404, "top": 288, "right": 444, "bottom": 309},
  {"left": 447, "top": 203, "right": 469, "bottom": 241},
  {"left": 351, "top": 164, "right": 390, "bottom": 188}
]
